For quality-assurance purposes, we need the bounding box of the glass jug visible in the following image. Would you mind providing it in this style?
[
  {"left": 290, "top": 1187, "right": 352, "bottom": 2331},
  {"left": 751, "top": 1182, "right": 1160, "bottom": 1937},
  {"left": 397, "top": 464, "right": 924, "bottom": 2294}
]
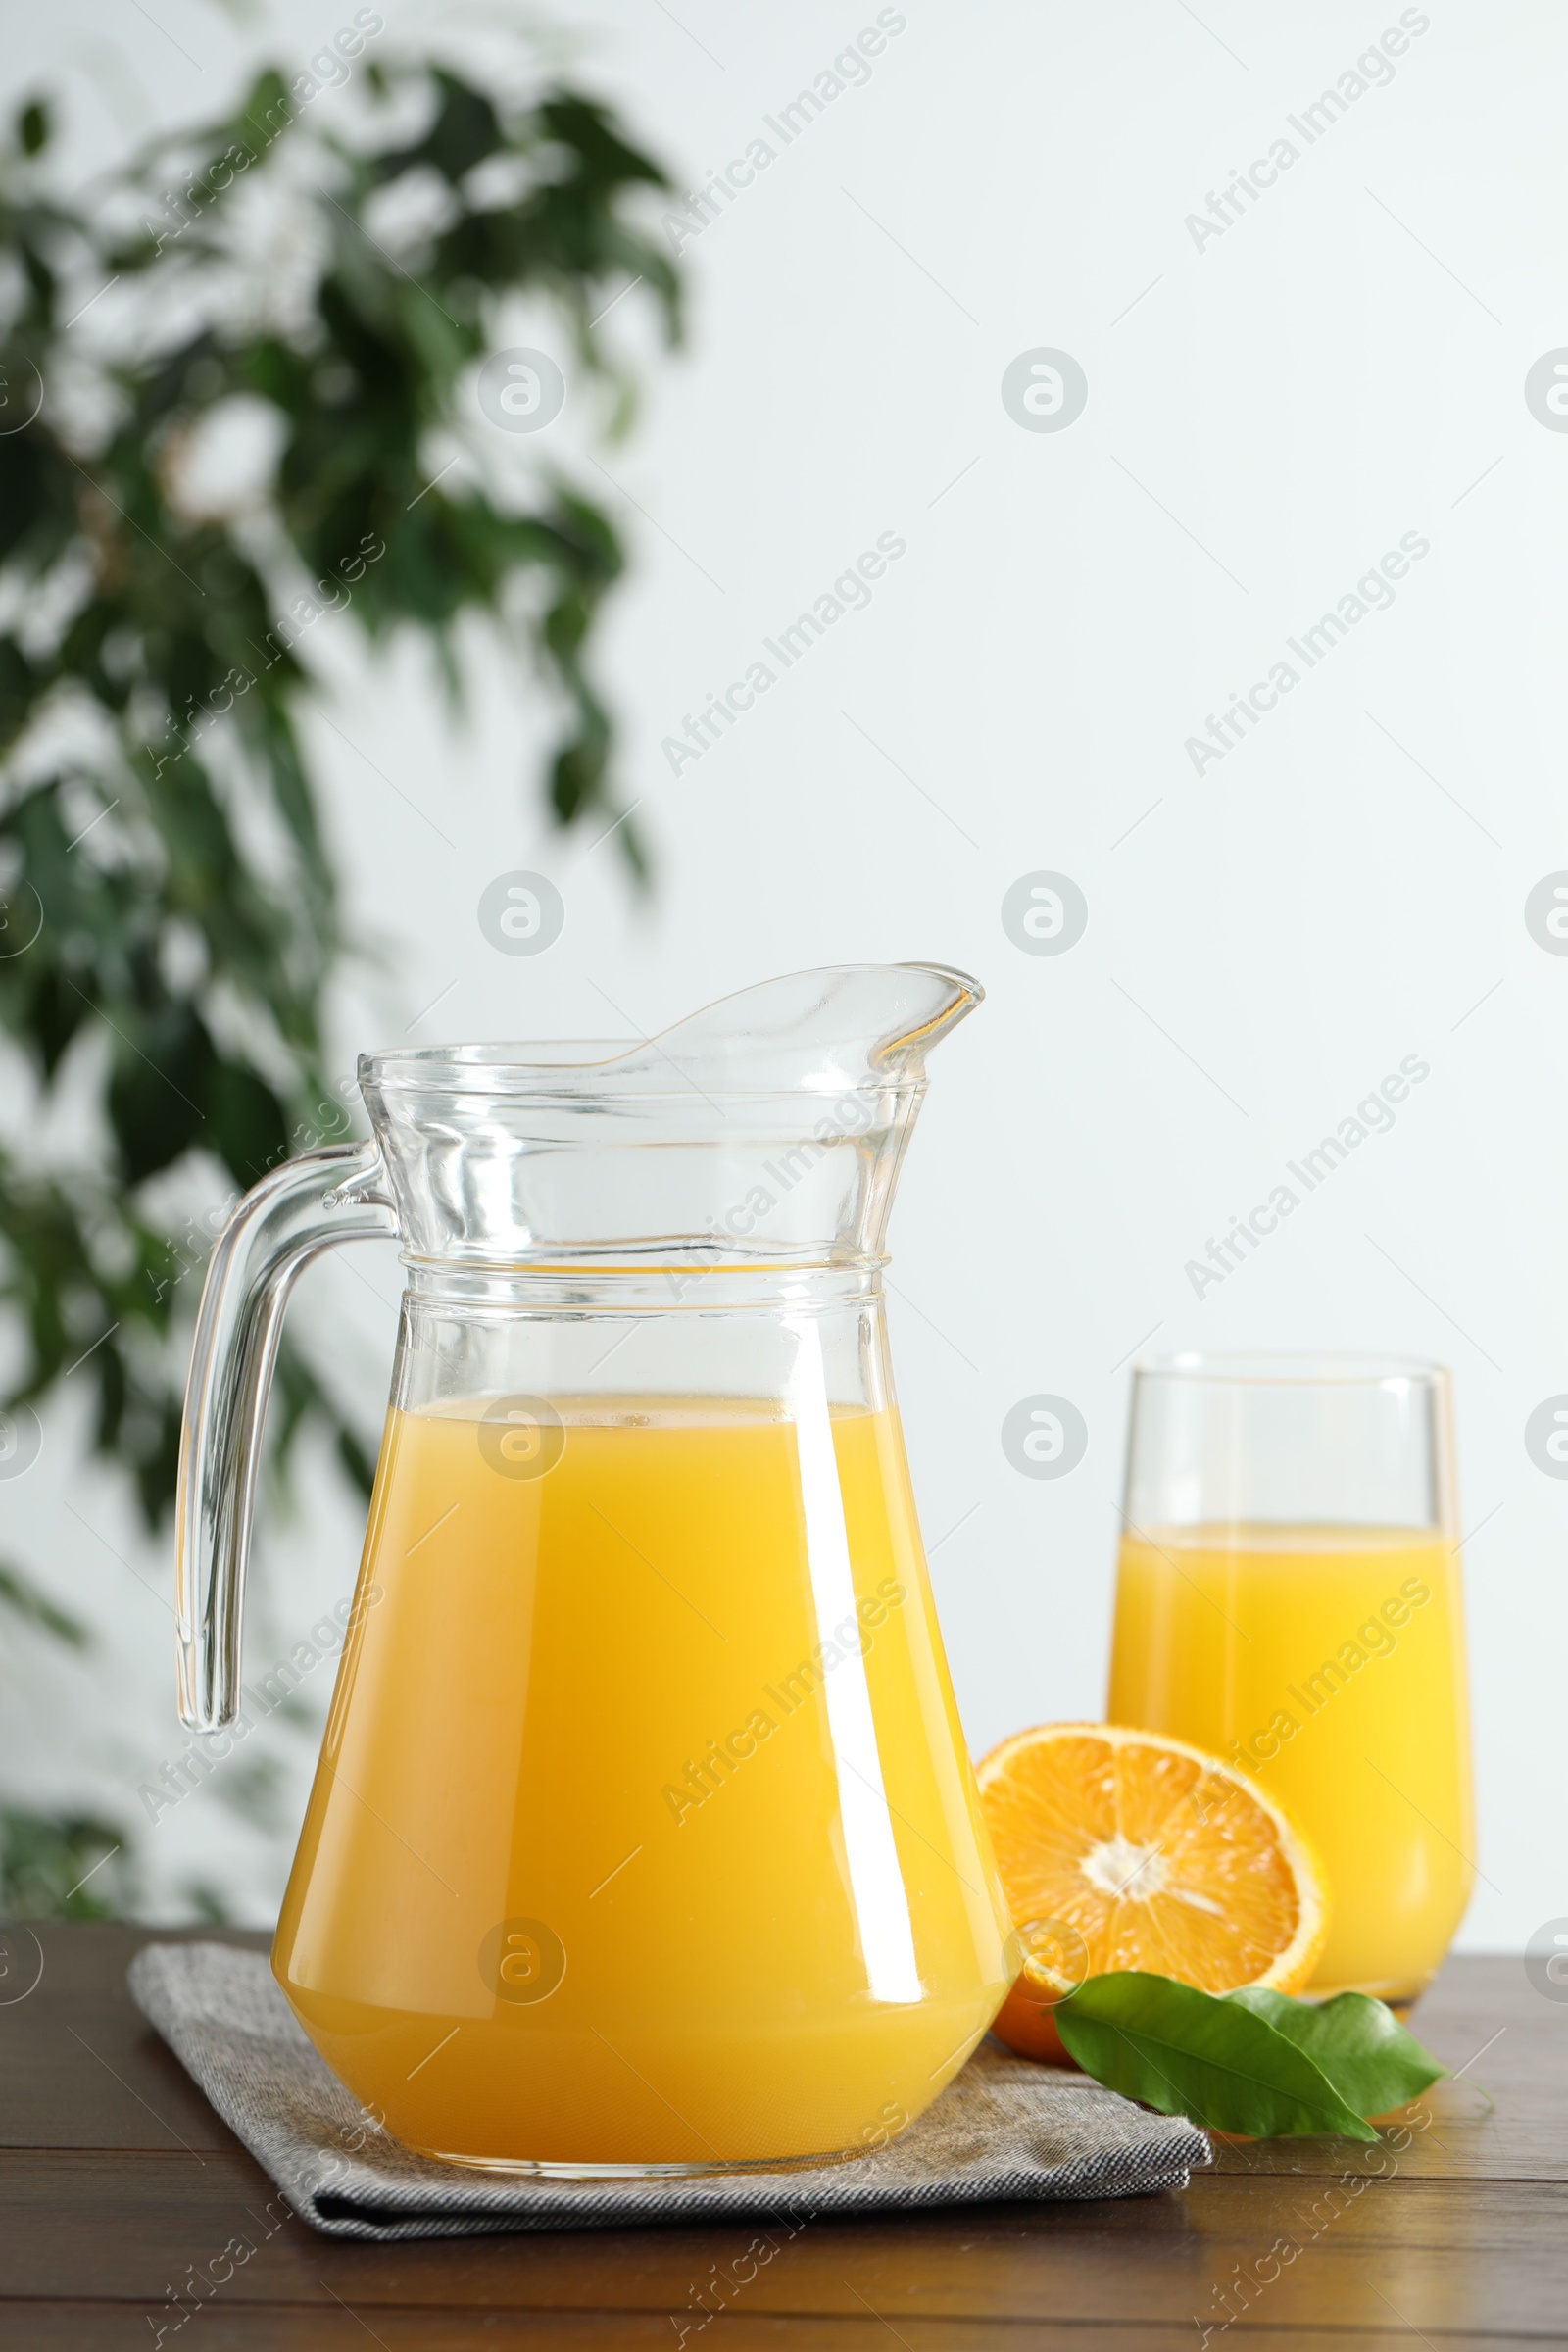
[{"left": 175, "top": 964, "right": 1017, "bottom": 2175}]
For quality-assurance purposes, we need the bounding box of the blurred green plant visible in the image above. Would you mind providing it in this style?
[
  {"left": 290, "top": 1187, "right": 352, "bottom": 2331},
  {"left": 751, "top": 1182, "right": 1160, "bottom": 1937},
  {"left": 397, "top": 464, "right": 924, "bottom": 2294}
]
[
  {"left": 0, "top": 1805, "right": 135, "bottom": 1917},
  {"left": 0, "top": 37, "right": 679, "bottom": 1913}
]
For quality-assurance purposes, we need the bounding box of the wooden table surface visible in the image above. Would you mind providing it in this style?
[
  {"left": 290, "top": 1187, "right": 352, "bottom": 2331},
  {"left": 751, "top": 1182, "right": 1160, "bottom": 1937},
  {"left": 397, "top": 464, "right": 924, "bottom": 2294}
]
[{"left": 0, "top": 1926, "right": 1560, "bottom": 2348}]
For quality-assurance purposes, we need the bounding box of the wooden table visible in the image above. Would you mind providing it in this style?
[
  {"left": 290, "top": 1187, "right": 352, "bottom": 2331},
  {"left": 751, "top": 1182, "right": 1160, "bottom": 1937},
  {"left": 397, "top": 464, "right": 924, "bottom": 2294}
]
[{"left": 1, "top": 1927, "right": 1560, "bottom": 2347}]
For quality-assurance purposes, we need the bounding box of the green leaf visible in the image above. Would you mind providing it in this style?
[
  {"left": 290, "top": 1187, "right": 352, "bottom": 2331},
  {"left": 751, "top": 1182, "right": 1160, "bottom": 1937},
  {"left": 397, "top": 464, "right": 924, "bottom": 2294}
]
[
  {"left": 335, "top": 1420, "right": 378, "bottom": 1499},
  {"left": 1227, "top": 1986, "right": 1444, "bottom": 2117},
  {"left": 1054, "top": 1972, "right": 1378, "bottom": 2141},
  {"left": 107, "top": 1005, "right": 215, "bottom": 1184},
  {"left": 205, "top": 1060, "right": 288, "bottom": 1188},
  {"left": 0, "top": 1562, "right": 87, "bottom": 1647}
]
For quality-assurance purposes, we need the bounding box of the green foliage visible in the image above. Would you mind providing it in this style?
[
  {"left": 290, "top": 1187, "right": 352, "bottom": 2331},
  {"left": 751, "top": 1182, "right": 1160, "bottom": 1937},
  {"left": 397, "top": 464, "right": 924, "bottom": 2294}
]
[
  {"left": 0, "top": 1807, "right": 134, "bottom": 1916},
  {"left": 0, "top": 41, "right": 679, "bottom": 1911},
  {"left": 0, "top": 1560, "right": 87, "bottom": 1646},
  {"left": 1053, "top": 1971, "right": 1444, "bottom": 2138},
  {"left": 1226, "top": 1985, "right": 1446, "bottom": 2119}
]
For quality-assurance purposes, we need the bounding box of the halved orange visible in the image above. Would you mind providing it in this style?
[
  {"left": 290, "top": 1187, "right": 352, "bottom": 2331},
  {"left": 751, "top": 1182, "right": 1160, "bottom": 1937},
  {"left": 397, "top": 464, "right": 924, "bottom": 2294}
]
[{"left": 976, "top": 1722, "right": 1328, "bottom": 2062}]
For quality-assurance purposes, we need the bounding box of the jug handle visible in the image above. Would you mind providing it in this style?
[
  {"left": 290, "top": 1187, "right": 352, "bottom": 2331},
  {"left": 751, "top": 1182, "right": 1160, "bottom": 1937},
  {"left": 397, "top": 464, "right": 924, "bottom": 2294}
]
[{"left": 174, "top": 1140, "right": 398, "bottom": 1731}]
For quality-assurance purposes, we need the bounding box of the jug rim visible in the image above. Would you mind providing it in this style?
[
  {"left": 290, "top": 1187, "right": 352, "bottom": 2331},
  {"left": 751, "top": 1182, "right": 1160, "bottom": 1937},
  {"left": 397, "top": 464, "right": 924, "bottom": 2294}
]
[
  {"left": 360, "top": 961, "right": 983, "bottom": 1096},
  {"left": 358, "top": 1046, "right": 933, "bottom": 1095}
]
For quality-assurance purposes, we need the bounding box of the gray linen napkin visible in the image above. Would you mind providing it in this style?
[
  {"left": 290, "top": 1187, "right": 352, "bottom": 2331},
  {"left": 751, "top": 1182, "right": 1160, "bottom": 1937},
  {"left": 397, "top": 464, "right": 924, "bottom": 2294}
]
[{"left": 128, "top": 1941, "right": 1209, "bottom": 2241}]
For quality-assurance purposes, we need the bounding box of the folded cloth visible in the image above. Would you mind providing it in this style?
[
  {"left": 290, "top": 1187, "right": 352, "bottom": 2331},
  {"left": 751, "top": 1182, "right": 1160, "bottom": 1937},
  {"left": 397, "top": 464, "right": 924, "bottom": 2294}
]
[{"left": 128, "top": 1941, "right": 1209, "bottom": 2242}]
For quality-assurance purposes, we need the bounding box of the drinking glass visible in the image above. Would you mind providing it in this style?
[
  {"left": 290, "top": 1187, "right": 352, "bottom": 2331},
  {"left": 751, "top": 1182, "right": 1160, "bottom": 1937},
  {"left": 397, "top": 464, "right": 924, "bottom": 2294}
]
[{"left": 1106, "top": 1352, "right": 1473, "bottom": 2004}]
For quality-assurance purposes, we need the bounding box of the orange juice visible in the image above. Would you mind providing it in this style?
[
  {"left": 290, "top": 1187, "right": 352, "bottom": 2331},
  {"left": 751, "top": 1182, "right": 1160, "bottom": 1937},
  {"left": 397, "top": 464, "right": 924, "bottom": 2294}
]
[
  {"left": 274, "top": 1399, "right": 1014, "bottom": 2169},
  {"left": 1107, "top": 1524, "right": 1472, "bottom": 2001}
]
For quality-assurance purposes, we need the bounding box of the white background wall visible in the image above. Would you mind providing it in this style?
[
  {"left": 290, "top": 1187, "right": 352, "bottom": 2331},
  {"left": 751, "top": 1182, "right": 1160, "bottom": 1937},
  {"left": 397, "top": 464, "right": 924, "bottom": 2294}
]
[{"left": 3, "top": 0, "right": 1564, "bottom": 1948}]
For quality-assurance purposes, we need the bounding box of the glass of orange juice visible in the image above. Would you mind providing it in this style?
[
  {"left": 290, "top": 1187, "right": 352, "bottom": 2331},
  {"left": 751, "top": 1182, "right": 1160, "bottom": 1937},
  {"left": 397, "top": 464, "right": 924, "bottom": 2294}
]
[{"left": 1107, "top": 1353, "right": 1473, "bottom": 2004}]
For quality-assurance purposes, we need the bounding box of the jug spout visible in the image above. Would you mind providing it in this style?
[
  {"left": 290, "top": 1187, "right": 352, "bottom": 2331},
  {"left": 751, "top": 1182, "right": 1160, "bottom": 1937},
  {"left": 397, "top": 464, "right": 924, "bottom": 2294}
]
[
  {"left": 585, "top": 962, "right": 984, "bottom": 1094},
  {"left": 358, "top": 964, "right": 984, "bottom": 1274}
]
